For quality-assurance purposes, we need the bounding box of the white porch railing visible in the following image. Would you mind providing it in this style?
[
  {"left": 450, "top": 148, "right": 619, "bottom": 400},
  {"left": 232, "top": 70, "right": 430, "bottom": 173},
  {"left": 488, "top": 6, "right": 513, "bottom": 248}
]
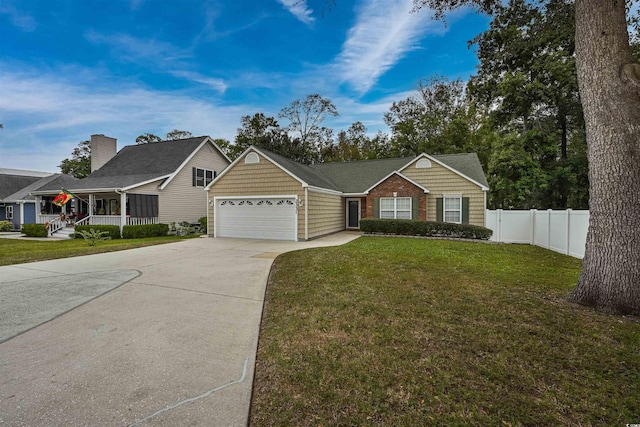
[
  {"left": 74, "top": 215, "right": 90, "bottom": 227},
  {"left": 127, "top": 217, "right": 159, "bottom": 225},
  {"left": 74, "top": 215, "right": 159, "bottom": 226},
  {"left": 88, "top": 215, "right": 122, "bottom": 226},
  {"left": 47, "top": 217, "right": 65, "bottom": 237},
  {"left": 40, "top": 214, "right": 60, "bottom": 223}
]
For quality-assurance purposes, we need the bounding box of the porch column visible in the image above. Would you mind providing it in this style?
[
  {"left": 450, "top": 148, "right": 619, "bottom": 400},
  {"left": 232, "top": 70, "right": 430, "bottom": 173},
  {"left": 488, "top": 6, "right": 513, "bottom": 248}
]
[
  {"left": 89, "top": 194, "right": 95, "bottom": 216},
  {"left": 120, "top": 192, "right": 127, "bottom": 236},
  {"left": 35, "top": 196, "right": 41, "bottom": 223},
  {"left": 19, "top": 202, "right": 24, "bottom": 227}
]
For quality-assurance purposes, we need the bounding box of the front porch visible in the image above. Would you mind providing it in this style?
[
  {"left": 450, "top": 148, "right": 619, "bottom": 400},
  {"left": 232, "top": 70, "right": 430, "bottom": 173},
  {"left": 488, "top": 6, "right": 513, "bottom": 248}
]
[{"left": 35, "top": 191, "right": 159, "bottom": 237}]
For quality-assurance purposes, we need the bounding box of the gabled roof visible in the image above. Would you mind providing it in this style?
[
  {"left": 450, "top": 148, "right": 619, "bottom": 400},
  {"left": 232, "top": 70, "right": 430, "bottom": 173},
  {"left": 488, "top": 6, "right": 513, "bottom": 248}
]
[
  {"left": 34, "top": 136, "right": 227, "bottom": 193},
  {"left": 363, "top": 170, "right": 430, "bottom": 194},
  {"left": 212, "top": 147, "right": 488, "bottom": 195},
  {"left": 260, "top": 149, "right": 342, "bottom": 192},
  {"left": 1, "top": 174, "right": 66, "bottom": 201},
  {"left": 310, "top": 157, "right": 414, "bottom": 194},
  {"left": 29, "top": 173, "right": 82, "bottom": 194},
  {"left": 0, "top": 168, "right": 60, "bottom": 199},
  {"left": 422, "top": 153, "right": 489, "bottom": 188}
]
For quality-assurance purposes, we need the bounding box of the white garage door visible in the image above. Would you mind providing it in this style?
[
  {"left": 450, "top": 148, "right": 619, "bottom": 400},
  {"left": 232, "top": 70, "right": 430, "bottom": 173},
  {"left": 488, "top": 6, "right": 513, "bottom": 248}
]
[{"left": 215, "top": 197, "right": 297, "bottom": 241}]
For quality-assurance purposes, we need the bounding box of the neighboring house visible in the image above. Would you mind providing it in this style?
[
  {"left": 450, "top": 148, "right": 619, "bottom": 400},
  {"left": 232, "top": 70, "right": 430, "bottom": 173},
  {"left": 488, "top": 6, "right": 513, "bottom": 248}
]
[
  {"left": 0, "top": 169, "right": 73, "bottom": 230},
  {"left": 205, "top": 146, "right": 490, "bottom": 241},
  {"left": 32, "top": 134, "right": 231, "bottom": 236}
]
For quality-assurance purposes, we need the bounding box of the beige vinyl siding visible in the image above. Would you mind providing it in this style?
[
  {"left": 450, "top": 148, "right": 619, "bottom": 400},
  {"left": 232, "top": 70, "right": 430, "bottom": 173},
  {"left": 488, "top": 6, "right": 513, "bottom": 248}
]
[
  {"left": 401, "top": 160, "right": 486, "bottom": 226},
  {"left": 207, "top": 152, "right": 305, "bottom": 239},
  {"left": 130, "top": 142, "right": 229, "bottom": 224},
  {"left": 307, "top": 190, "right": 344, "bottom": 238}
]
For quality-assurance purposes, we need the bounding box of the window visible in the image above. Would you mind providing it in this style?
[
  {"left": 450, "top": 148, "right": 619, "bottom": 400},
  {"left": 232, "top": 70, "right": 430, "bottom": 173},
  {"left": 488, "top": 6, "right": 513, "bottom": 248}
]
[
  {"left": 5, "top": 206, "right": 13, "bottom": 220},
  {"left": 443, "top": 195, "right": 462, "bottom": 224},
  {"left": 380, "top": 197, "right": 411, "bottom": 219},
  {"left": 193, "top": 168, "right": 215, "bottom": 187}
]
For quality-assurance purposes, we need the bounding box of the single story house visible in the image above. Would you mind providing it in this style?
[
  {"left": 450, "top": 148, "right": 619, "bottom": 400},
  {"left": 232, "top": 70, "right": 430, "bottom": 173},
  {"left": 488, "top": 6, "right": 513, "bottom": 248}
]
[
  {"left": 32, "top": 134, "right": 231, "bottom": 236},
  {"left": 205, "top": 146, "right": 489, "bottom": 241},
  {"left": 0, "top": 169, "right": 77, "bottom": 231}
]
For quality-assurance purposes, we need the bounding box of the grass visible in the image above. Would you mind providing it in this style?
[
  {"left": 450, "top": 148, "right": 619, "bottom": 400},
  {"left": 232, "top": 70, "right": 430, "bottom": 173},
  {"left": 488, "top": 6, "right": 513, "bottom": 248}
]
[
  {"left": 250, "top": 237, "right": 640, "bottom": 426},
  {"left": 0, "top": 235, "right": 193, "bottom": 266}
]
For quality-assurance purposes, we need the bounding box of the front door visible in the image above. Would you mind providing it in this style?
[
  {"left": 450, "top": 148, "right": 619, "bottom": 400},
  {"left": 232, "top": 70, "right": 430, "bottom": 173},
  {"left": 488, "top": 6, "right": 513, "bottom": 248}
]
[{"left": 347, "top": 199, "right": 360, "bottom": 229}]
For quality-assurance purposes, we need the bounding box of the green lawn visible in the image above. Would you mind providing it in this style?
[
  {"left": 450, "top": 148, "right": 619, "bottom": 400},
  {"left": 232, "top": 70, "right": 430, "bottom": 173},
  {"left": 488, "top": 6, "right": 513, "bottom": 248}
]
[
  {"left": 0, "top": 236, "right": 192, "bottom": 266},
  {"left": 250, "top": 237, "right": 640, "bottom": 426}
]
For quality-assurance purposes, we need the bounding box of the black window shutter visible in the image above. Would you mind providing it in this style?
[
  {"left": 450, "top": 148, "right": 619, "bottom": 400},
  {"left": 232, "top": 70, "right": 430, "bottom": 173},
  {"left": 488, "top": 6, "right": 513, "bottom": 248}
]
[
  {"left": 436, "top": 198, "right": 443, "bottom": 222},
  {"left": 462, "top": 197, "right": 470, "bottom": 224},
  {"left": 373, "top": 198, "right": 380, "bottom": 219},
  {"left": 130, "top": 194, "right": 139, "bottom": 217},
  {"left": 411, "top": 197, "right": 419, "bottom": 220},
  {"left": 192, "top": 167, "right": 197, "bottom": 187},
  {"left": 151, "top": 195, "right": 158, "bottom": 217}
]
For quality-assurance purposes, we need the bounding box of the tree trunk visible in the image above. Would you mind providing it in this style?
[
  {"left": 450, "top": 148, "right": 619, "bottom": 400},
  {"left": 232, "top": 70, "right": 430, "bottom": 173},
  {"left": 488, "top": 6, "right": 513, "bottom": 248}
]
[{"left": 568, "top": 0, "right": 640, "bottom": 314}]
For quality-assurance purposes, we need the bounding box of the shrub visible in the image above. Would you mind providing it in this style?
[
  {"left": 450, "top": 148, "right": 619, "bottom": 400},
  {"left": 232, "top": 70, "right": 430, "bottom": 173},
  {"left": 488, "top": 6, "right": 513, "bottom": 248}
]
[
  {"left": 75, "top": 224, "right": 121, "bottom": 240},
  {"left": 122, "top": 223, "right": 169, "bottom": 238},
  {"left": 21, "top": 223, "right": 48, "bottom": 237},
  {"left": 359, "top": 218, "right": 493, "bottom": 240},
  {"left": 198, "top": 216, "right": 207, "bottom": 233},
  {"left": 0, "top": 220, "right": 14, "bottom": 232},
  {"left": 77, "top": 228, "right": 111, "bottom": 246}
]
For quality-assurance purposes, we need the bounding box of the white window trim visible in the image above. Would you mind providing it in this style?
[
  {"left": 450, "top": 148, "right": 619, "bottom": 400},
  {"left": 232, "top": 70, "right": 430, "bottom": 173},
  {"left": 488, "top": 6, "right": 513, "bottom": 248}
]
[
  {"left": 195, "top": 167, "right": 215, "bottom": 188},
  {"left": 5, "top": 206, "right": 13, "bottom": 220},
  {"left": 443, "top": 194, "right": 462, "bottom": 224},
  {"left": 380, "top": 197, "right": 412, "bottom": 220}
]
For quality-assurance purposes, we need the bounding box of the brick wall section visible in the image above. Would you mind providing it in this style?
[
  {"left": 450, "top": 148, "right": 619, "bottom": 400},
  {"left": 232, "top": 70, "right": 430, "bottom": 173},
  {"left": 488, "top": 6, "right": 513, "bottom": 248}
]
[{"left": 365, "top": 174, "right": 427, "bottom": 220}]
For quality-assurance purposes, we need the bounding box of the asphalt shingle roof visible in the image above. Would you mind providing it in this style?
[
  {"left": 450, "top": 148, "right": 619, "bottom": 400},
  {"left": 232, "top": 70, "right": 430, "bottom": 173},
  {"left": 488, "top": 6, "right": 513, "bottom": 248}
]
[
  {"left": 47, "top": 137, "right": 209, "bottom": 191},
  {"left": 2, "top": 174, "right": 68, "bottom": 201},
  {"left": 0, "top": 175, "right": 44, "bottom": 199},
  {"left": 257, "top": 148, "right": 488, "bottom": 193},
  {"left": 310, "top": 157, "right": 415, "bottom": 193}
]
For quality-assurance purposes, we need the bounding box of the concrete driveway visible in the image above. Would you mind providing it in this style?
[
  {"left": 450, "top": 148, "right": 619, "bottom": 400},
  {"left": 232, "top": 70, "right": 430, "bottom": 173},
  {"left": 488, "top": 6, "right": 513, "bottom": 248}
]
[{"left": 0, "top": 232, "right": 360, "bottom": 426}]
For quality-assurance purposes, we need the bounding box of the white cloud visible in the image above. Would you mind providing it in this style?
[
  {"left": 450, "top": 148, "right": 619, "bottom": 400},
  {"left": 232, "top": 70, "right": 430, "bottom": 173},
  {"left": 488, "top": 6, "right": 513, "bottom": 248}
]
[
  {"left": 0, "top": 66, "right": 247, "bottom": 172},
  {"left": 0, "top": 3, "right": 36, "bottom": 32},
  {"left": 277, "top": 0, "right": 315, "bottom": 25},
  {"left": 332, "top": 0, "right": 442, "bottom": 94},
  {"left": 170, "top": 71, "right": 227, "bottom": 93},
  {"left": 84, "top": 30, "right": 193, "bottom": 64}
]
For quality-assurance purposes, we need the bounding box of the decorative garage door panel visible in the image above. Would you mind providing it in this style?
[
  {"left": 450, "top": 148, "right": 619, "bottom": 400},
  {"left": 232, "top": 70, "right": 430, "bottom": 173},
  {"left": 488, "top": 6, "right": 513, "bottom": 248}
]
[{"left": 216, "top": 198, "right": 297, "bottom": 240}]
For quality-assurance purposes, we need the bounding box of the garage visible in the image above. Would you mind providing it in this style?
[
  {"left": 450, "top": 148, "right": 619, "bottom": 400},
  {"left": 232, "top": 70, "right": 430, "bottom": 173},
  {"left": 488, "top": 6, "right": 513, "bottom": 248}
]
[{"left": 214, "top": 196, "right": 298, "bottom": 241}]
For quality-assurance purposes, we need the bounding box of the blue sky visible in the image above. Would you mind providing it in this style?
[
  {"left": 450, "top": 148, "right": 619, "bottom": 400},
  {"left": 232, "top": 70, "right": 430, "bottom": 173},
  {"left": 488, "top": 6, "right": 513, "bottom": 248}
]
[{"left": 0, "top": 0, "right": 489, "bottom": 172}]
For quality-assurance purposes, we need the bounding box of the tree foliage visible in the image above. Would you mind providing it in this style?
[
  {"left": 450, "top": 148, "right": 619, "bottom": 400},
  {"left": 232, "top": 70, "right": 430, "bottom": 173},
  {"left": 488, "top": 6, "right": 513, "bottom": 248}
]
[
  {"left": 230, "top": 113, "right": 313, "bottom": 163},
  {"left": 322, "top": 122, "right": 393, "bottom": 162},
  {"left": 136, "top": 129, "right": 193, "bottom": 144},
  {"left": 59, "top": 140, "right": 91, "bottom": 178},
  {"left": 165, "top": 129, "right": 193, "bottom": 140},
  {"left": 385, "top": 76, "right": 470, "bottom": 156},
  {"left": 279, "top": 94, "right": 339, "bottom": 163}
]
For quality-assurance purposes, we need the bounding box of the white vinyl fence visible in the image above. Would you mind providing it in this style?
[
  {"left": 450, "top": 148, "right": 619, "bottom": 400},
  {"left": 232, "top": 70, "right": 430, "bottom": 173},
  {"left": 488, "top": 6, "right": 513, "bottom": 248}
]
[{"left": 485, "top": 209, "right": 589, "bottom": 259}]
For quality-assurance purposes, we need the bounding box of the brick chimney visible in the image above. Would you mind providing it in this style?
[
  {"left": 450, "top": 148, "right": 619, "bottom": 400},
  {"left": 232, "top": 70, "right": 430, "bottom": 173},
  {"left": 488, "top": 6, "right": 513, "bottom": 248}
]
[{"left": 90, "top": 134, "right": 117, "bottom": 172}]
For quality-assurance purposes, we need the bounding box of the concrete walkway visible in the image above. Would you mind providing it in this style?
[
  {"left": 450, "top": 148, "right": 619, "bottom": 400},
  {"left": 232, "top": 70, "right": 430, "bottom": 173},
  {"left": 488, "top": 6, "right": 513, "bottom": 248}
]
[{"left": 0, "top": 232, "right": 360, "bottom": 426}]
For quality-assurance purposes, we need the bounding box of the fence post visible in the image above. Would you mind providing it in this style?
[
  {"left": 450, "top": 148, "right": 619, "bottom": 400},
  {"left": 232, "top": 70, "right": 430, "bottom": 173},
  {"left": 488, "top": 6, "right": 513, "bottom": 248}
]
[
  {"left": 547, "top": 209, "right": 552, "bottom": 249},
  {"left": 566, "top": 208, "right": 572, "bottom": 255},
  {"left": 530, "top": 209, "right": 536, "bottom": 245},
  {"left": 497, "top": 209, "right": 503, "bottom": 242}
]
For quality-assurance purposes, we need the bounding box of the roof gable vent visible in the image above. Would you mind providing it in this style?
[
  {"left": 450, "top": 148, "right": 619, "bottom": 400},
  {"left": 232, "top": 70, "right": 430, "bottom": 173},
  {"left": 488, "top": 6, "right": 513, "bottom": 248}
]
[
  {"left": 245, "top": 152, "right": 260, "bottom": 164},
  {"left": 416, "top": 158, "right": 432, "bottom": 169}
]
